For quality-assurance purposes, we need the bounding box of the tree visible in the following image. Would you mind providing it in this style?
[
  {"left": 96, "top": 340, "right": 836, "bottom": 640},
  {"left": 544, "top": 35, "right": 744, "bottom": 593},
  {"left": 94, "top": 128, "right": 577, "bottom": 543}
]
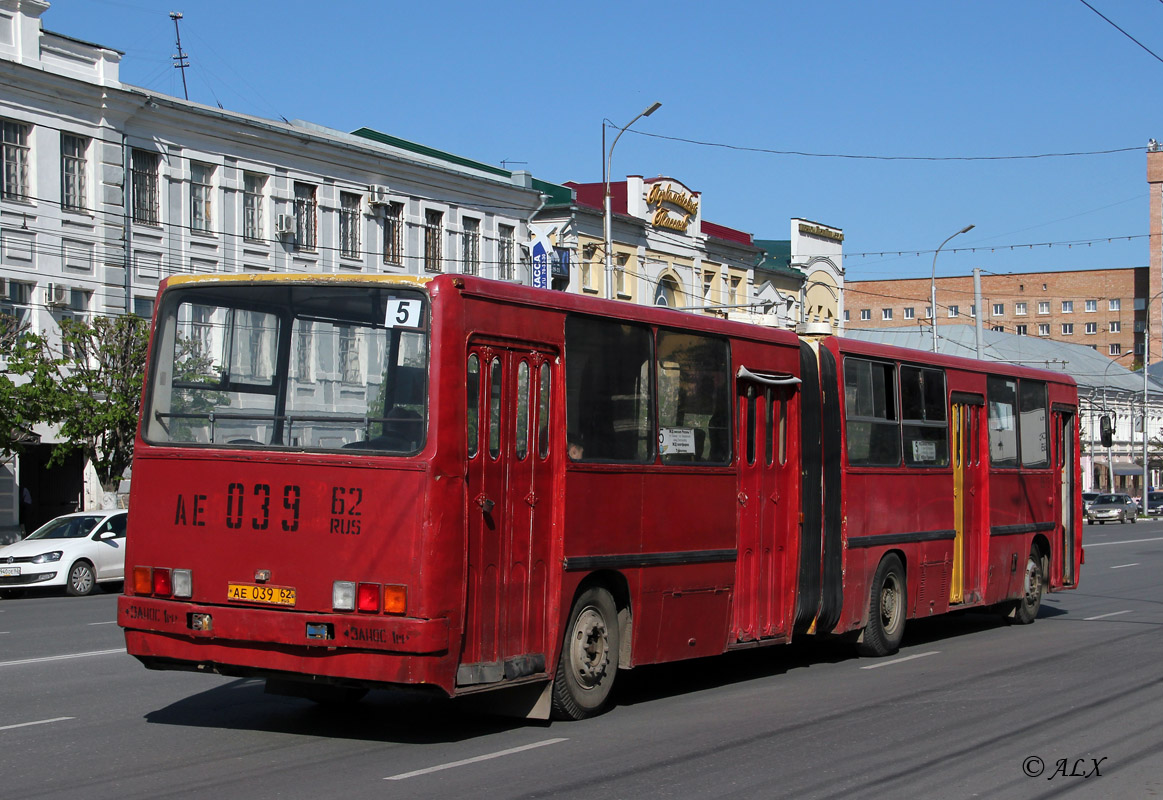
[
  {"left": 9, "top": 315, "right": 150, "bottom": 491},
  {"left": 0, "top": 310, "right": 40, "bottom": 458}
]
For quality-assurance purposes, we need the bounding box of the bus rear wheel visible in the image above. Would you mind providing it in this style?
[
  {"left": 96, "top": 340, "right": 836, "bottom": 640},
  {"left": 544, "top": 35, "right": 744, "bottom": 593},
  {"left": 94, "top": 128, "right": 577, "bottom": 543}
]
[
  {"left": 858, "top": 554, "right": 906, "bottom": 657},
  {"left": 551, "top": 586, "right": 619, "bottom": 720},
  {"left": 1013, "top": 547, "right": 1045, "bottom": 625}
]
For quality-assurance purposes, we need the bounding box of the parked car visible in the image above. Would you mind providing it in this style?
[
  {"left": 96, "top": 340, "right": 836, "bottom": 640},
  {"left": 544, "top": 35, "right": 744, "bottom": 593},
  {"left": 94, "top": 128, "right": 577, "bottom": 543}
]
[
  {"left": 0, "top": 510, "right": 127, "bottom": 596},
  {"left": 1082, "top": 492, "right": 1100, "bottom": 510},
  {"left": 1085, "top": 493, "right": 1138, "bottom": 525},
  {"left": 1146, "top": 491, "right": 1163, "bottom": 516}
]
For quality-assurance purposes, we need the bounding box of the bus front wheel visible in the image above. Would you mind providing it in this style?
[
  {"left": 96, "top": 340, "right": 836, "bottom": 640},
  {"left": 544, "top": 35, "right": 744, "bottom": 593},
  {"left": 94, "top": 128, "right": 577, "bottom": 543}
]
[
  {"left": 858, "top": 554, "right": 906, "bottom": 657},
  {"left": 551, "top": 586, "right": 620, "bottom": 720}
]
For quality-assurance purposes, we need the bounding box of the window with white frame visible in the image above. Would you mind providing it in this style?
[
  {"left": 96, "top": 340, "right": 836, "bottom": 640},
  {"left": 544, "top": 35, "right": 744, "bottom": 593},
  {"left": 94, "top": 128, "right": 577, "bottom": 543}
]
[
  {"left": 993, "top": 303, "right": 1004, "bottom": 316},
  {"left": 1016, "top": 324, "right": 1027, "bottom": 335},
  {"left": 1110, "top": 321, "right": 1122, "bottom": 333},
  {"left": 423, "top": 209, "right": 443, "bottom": 272},
  {"left": 293, "top": 182, "right": 317, "bottom": 251},
  {"left": 948, "top": 305, "right": 959, "bottom": 317},
  {"left": 844, "top": 310, "right": 850, "bottom": 322},
  {"left": 61, "top": 133, "right": 88, "bottom": 211},
  {"left": 131, "top": 149, "right": 160, "bottom": 225},
  {"left": 859, "top": 308, "right": 871, "bottom": 321},
  {"left": 729, "top": 276, "right": 742, "bottom": 306},
  {"left": 703, "top": 270, "right": 714, "bottom": 305},
  {"left": 1037, "top": 301, "right": 1050, "bottom": 314},
  {"left": 1062, "top": 300, "right": 1074, "bottom": 313},
  {"left": 991, "top": 325, "right": 1004, "bottom": 332},
  {"left": 904, "top": 307, "right": 915, "bottom": 320},
  {"left": 0, "top": 280, "right": 33, "bottom": 328},
  {"left": 970, "top": 305, "right": 976, "bottom": 318},
  {"left": 340, "top": 191, "right": 361, "bottom": 259},
  {"left": 1085, "top": 322, "right": 1097, "bottom": 334},
  {"left": 383, "top": 201, "right": 404, "bottom": 265},
  {"left": 338, "top": 325, "right": 360, "bottom": 383},
  {"left": 1085, "top": 299, "right": 1097, "bottom": 312},
  {"left": 1038, "top": 323, "right": 1050, "bottom": 336},
  {"left": 925, "top": 306, "right": 933, "bottom": 319},
  {"left": 243, "top": 173, "right": 265, "bottom": 241},
  {"left": 1110, "top": 343, "right": 1121, "bottom": 355},
  {"left": 461, "top": 217, "right": 480, "bottom": 275},
  {"left": 1061, "top": 323, "right": 1073, "bottom": 335},
  {"left": 616, "top": 254, "right": 630, "bottom": 296},
  {"left": 2, "top": 119, "right": 30, "bottom": 202},
  {"left": 190, "top": 162, "right": 213, "bottom": 233},
  {"left": 1016, "top": 302, "right": 1027, "bottom": 315},
  {"left": 1109, "top": 298, "right": 1121, "bottom": 311},
  {"left": 882, "top": 308, "right": 893, "bottom": 321},
  {"left": 498, "top": 224, "right": 514, "bottom": 280}
]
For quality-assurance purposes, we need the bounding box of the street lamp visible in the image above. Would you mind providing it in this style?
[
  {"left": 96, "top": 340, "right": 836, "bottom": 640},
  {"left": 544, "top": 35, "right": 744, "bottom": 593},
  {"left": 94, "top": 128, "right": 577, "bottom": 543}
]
[
  {"left": 930, "top": 224, "right": 975, "bottom": 352},
  {"left": 603, "top": 101, "right": 661, "bottom": 300}
]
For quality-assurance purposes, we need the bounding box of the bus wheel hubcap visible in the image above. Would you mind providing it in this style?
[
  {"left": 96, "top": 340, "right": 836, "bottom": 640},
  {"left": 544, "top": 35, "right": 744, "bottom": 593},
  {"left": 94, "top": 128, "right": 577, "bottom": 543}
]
[{"left": 571, "top": 607, "right": 609, "bottom": 687}]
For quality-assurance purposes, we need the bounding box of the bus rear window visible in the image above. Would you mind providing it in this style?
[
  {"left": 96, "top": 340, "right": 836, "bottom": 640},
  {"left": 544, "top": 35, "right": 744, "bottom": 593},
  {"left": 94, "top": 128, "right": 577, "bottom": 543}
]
[{"left": 144, "top": 284, "right": 428, "bottom": 454}]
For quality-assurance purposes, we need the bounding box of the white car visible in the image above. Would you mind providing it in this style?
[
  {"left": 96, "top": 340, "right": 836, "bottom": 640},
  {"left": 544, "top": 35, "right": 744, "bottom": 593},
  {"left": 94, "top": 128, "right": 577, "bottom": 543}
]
[{"left": 0, "top": 510, "right": 127, "bottom": 596}]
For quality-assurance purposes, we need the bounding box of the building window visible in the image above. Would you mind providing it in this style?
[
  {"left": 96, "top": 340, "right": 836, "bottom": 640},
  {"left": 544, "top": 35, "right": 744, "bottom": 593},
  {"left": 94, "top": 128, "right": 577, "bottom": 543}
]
[
  {"left": 903, "top": 307, "right": 915, "bottom": 320},
  {"left": 131, "top": 149, "right": 160, "bottom": 225},
  {"left": 498, "top": 224, "right": 515, "bottom": 280},
  {"left": 190, "top": 162, "right": 213, "bottom": 233},
  {"left": 992, "top": 303, "right": 1003, "bottom": 316},
  {"left": 1061, "top": 323, "right": 1073, "bottom": 335},
  {"left": 1136, "top": 342, "right": 1145, "bottom": 355},
  {"left": 1110, "top": 321, "right": 1122, "bottom": 333},
  {"left": 1015, "top": 302, "right": 1027, "bottom": 315},
  {"left": 703, "top": 270, "right": 715, "bottom": 306},
  {"left": 991, "top": 325, "right": 1004, "bottom": 332},
  {"left": 948, "top": 305, "right": 959, "bottom": 317},
  {"left": 844, "top": 310, "right": 850, "bottom": 322},
  {"left": 1062, "top": 301, "right": 1074, "bottom": 313},
  {"left": 1085, "top": 322, "right": 1097, "bottom": 335},
  {"left": 1109, "top": 299, "right": 1121, "bottom": 311},
  {"left": 925, "top": 306, "right": 933, "bottom": 319},
  {"left": 616, "top": 254, "right": 630, "bottom": 296},
  {"left": 295, "top": 319, "right": 313, "bottom": 381},
  {"left": 1085, "top": 299, "right": 1097, "bottom": 312},
  {"left": 1135, "top": 320, "right": 1146, "bottom": 333},
  {"left": 133, "top": 296, "right": 154, "bottom": 319},
  {"left": 729, "top": 276, "right": 742, "bottom": 307},
  {"left": 1037, "top": 301, "right": 1050, "bottom": 314},
  {"left": 461, "top": 217, "right": 480, "bottom": 275},
  {"left": 340, "top": 191, "right": 361, "bottom": 259},
  {"left": 1, "top": 119, "right": 30, "bottom": 202},
  {"left": 970, "top": 305, "right": 976, "bottom": 318},
  {"left": 293, "top": 182, "right": 317, "bottom": 251},
  {"left": 423, "top": 209, "right": 443, "bottom": 272},
  {"left": 1110, "top": 343, "right": 1122, "bottom": 355},
  {"left": 61, "top": 133, "right": 88, "bottom": 211},
  {"left": 243, "top": 173, "right": 265, "bottom": 241},
  {"left": 882, "top": 308, "right": 893, "bottom": 321},
  {"left": 338, "top": 325, "right": 360, "bottom": 383},
  {"left": 1038, "top": 323, "right": 1050, "bottom": 336},
  {"left": 859, "top": 308, "right": 871, "bottom": 321},
  {"left": 383, "top": 201, "right": 404, "bottom": 265},
  {"left": 1016, "top": 324, "right": 1027, "bottom": 335}
]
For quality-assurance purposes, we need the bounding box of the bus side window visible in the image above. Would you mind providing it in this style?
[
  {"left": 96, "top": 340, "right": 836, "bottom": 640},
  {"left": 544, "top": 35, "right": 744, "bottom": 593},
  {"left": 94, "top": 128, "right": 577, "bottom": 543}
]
[
  {"left": 655, "top": 330, "right": 730, "bottom": 464},
  {"left": 538, "top": 363, "right": 550, "bottom": 460},
  {"left": 488, "top": 357, "right": 502, "bottom": 460},
  {"left": 516, "top": 360, "right": 529, "bottom": 461},
  {"left": 467, "top": 354, "right": 480, "bottom": 458}
]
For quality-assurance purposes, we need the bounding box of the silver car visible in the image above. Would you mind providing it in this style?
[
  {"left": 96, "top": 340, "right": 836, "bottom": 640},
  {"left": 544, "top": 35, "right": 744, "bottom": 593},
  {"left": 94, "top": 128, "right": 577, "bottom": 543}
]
[{"left": 1085, "top": 493, "right": 1138, "bottom": 525}]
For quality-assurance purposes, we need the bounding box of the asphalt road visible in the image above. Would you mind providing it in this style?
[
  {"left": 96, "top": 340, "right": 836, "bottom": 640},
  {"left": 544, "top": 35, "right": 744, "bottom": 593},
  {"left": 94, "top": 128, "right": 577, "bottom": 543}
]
[{"left": 1, "top": 523, "right": 1160, "bottom": 800}]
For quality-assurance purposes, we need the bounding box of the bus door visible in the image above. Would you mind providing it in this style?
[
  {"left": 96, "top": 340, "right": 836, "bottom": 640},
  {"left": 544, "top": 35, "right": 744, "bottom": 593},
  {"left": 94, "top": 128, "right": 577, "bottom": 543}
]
[
  {"left": 460, "top": 344, "right": 557, "bottom": 687},
  {"left": 950, "top": 396, "right": 985, "bottom": 604},
  {"left": 1054, "top": 407, "right": 1077, "bottom": 586},
  {"left": 733, "top": 369, "right": 799, "bottom": 643}
]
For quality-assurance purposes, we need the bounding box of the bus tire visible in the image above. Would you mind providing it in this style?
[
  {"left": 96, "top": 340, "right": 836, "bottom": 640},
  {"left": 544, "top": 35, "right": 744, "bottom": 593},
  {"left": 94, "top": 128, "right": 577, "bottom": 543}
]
[
  {"left": 1013, "top": 547, "right": 1044, "bottom": 625},
  {"left": 551, "top": 586, "right": 619, "bottom": 720},
  {"left": 66, "top": 560, "right": 96, "bottom": 596},
  {"left": 858, "top": 554, "right": 906, "bottom": 657}
]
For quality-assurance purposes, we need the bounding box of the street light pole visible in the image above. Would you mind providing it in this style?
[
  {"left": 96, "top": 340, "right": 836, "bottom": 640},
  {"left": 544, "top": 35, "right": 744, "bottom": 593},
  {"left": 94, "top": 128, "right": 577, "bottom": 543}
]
[
  {"left": 1142, "top": 291, "right": 1163, "bottom": 509},
  {"left": 930, "top": 224, "right": 975, "bottom": 352},
  {"left": 604, "top": 101, "right": 661, "bottom": 300}
]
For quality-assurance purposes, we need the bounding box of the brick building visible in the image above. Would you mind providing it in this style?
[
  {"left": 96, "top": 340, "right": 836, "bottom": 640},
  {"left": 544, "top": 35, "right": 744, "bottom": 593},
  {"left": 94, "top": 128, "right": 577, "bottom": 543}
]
[
  {"left": 845, "top": 266, "right": 1147, "bottom": 363},
  {"left": 1149, "top": 143, "right": 1163, "bottom": 362}
]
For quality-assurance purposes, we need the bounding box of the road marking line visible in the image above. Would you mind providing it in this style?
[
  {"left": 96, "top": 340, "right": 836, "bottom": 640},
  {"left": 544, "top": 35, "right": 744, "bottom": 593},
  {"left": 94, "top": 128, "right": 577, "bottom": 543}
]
[
  {"left": 0, "top": 717, "right": 74, "bottom": 731},
  {"left": 1084, "top": 610, "right": 1132, "bottom": 621},
  {"left": 385, "top": 738, "right": 569, "bottom": 780},
  {"left": 1110, "top": 563, "right": 1140, "bottom": 569},
  {"left": 1085, "top": 537, "right": 1163, "bottom": 547},
  {"left": 0, "top": 648, "right": 125, "bottom": 668},
  {"left": 87, "top": 621, "right": 118, "bottom": 626},
  {"left": 860, "top": 651, "right": 940, "bottom": 670}
]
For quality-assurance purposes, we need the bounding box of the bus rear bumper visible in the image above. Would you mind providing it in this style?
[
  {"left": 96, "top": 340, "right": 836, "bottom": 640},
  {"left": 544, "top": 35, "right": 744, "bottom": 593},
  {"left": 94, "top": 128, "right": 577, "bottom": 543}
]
[{"left": 118, "top": 595, "right": 449, "bottom": 655}]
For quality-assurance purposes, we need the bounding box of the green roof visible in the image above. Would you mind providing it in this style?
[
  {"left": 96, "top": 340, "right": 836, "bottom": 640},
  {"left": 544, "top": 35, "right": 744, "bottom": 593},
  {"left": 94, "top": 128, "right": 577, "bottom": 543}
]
[{"left": 754, "top": 239, "right": 804, "bottom": 280}]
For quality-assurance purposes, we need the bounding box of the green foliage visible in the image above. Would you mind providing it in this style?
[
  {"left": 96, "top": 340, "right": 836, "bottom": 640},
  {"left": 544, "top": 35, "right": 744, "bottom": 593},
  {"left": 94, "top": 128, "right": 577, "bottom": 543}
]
[{"left": 8, "top": 315, "right": 149, "bottom": 490}]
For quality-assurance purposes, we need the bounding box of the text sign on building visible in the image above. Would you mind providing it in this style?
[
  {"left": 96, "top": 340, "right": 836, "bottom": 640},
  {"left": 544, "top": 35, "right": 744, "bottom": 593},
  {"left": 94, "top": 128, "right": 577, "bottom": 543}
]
[
  {"left": 529, "top": 224, "right": 555, "bottom": 289},
  {"left": 647, "top": 182, "right": 699, "bottom": 233}
]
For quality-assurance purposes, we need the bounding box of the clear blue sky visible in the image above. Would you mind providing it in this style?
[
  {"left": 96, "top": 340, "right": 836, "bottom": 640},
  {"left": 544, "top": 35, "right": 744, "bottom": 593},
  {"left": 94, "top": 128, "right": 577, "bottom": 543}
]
[{"left": 45, "top": 0, "right": 1162, "bottom": 282}]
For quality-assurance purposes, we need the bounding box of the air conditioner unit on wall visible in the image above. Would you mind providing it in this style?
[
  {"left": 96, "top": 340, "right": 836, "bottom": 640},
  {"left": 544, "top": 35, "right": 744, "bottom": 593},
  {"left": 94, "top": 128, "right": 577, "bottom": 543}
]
[
  {"left": 367, "top": 184, "right": 390, "bottom": 207},
  {"left": 275, "top": 214, "right": 295, "bottom": 235},
  {"left": 45, "top": 282, "right": 68, "bottom": 308}
]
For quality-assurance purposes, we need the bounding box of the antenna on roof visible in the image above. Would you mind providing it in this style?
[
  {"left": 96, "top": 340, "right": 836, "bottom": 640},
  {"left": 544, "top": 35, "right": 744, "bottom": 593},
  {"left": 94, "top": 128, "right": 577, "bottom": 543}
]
[{"left": 170, "top": 12, "right": 189, "bottom": 101}]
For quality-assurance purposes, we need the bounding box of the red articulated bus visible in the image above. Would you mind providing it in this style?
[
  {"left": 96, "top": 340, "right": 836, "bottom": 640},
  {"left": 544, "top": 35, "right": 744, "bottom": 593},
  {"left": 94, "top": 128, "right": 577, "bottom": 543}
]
[{"left": 119, "top": 273, "right": 1082, "bottom": 719}]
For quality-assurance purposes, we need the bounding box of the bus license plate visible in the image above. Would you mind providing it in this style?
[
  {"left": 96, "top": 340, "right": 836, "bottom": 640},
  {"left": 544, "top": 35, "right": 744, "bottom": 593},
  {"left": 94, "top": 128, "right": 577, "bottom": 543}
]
[
  {"left": 0, "top": 566, "right": 19, "bottom": 577},
  {"left": 227, "top": 583, "right": 296, "bottom": 607}
]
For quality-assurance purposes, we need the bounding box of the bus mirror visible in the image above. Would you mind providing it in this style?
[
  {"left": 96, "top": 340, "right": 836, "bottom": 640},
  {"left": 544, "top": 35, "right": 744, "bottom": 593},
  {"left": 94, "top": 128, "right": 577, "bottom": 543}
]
[{"left": 1100, "top": 415, "right": 1113, "bottom": 448}]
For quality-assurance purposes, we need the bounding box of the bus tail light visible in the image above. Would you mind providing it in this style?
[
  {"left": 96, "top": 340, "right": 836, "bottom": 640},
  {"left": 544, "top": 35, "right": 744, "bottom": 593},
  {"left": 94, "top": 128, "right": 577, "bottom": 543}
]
[
  {"left": 332, "top": 581, "right": 356, "bottom": 611},
  {"left": 172, "top": 569, "right": 193, "bottom": 598},
  {"left": 153, "top": 568, "right": 173, "bottom": 597},
  {"left": 357, "top": 582, "right": 380, "bottom": 613},
  {"left": 132, "top": 566, "right": 152, "bottom": 596},
  {"left": 384, "top": 585, "right": 407, "bottom": 615}
]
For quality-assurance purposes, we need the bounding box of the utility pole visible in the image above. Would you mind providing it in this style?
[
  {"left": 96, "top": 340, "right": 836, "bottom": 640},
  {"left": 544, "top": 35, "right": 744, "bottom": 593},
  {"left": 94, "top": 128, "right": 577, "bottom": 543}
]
[{"left": 170, "top": 12, "right": 189, "bottom": 101}]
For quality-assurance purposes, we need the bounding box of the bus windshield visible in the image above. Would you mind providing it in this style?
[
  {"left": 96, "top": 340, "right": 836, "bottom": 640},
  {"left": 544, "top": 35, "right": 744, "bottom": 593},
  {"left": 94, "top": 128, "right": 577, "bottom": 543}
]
[{"left": 143, "top": 282, "right": 428, "bottom": 454}]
